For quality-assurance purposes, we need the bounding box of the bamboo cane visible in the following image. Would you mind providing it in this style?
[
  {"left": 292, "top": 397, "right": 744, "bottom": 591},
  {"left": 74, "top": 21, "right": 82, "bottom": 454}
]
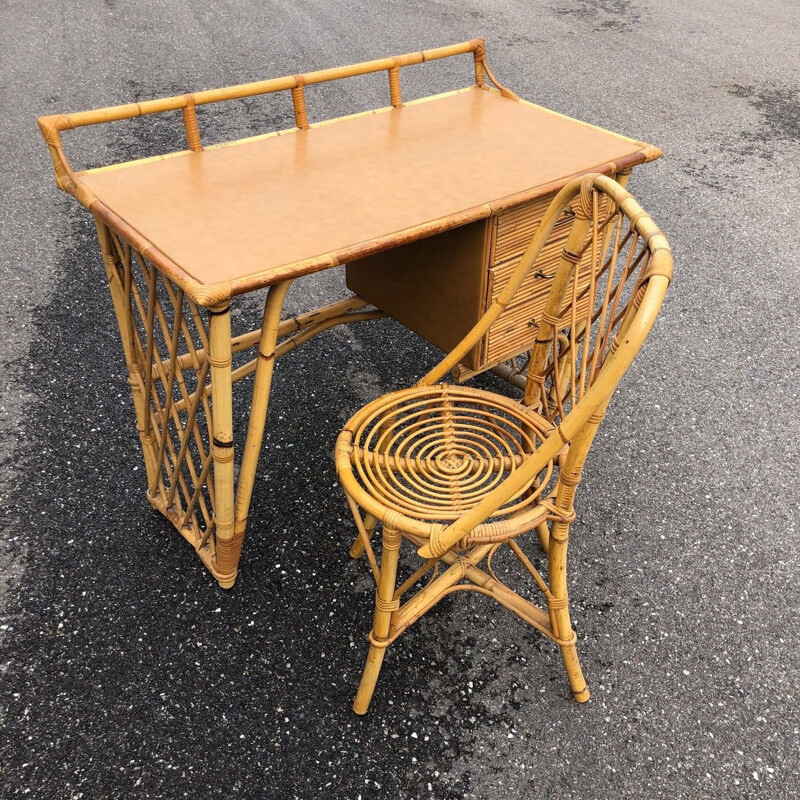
[{"left": 207, "top": 303, "right": 237, "bottom": 588}]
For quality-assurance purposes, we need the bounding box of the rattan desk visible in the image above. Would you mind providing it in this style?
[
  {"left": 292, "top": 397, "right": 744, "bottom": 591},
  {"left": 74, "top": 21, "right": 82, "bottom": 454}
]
[{"left": 38, "top": 40, "right": 660, "bottom": 587}]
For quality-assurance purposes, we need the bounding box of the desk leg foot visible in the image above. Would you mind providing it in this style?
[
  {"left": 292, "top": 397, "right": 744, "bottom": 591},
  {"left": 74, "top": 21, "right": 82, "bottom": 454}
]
[{"left": 353, "top": 646, "right": 386, "bottom": 715}]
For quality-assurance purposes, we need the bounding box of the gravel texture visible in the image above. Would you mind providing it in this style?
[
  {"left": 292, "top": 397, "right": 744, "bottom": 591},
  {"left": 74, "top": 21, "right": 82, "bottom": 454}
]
[{"left": 1, "top": 1, "right": 799, "bottom": 798}]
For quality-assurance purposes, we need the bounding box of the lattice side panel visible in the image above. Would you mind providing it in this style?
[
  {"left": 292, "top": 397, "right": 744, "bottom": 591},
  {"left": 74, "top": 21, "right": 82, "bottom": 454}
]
[{"left": 102, "top": 227, "right": 219, "bottom": 555}]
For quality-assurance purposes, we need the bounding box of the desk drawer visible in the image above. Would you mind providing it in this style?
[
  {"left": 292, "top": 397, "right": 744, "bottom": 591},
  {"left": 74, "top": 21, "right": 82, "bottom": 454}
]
[
  {"left": 484, "top": 220, "right": 603, "bottom": 366},
  {"left": 492, "top": 194, "right": 613, "bottom": 265},
  {"left": 493, "top": 195, "right": 555, "bottom": 264}
]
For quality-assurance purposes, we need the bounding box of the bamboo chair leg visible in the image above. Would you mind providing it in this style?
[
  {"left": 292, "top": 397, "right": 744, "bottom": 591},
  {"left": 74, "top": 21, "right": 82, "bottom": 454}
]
[
  {"left": 353, "top": 526, "right": 401, "bottom": 715},
  {"left": 351, "top": 422, "right": 390, "bottom": 559},
  {"left": 548, "top": 521, "right": 590, "bottom": 702},
  {"left": 349, "top": 513, "right": 377, "bottom": 558},
  {"left": 559, "top": 636, "right": 590, "bottom": 702}
]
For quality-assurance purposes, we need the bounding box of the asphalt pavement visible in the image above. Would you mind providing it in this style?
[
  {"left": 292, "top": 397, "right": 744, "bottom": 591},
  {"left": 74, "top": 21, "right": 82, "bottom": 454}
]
[{"left": 1, "top": 1, "right": 799, "bottom": 798}]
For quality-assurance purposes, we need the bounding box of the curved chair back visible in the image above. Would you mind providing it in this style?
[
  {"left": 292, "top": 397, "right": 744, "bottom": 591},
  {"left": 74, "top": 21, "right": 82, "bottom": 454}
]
[{"left": 418, "top": 173, "right": 671, "bottom": 558}]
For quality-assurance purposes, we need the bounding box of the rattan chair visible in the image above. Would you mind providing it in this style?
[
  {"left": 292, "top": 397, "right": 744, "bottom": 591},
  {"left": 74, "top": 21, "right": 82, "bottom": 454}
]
[{"left": 335, "top": 173, "right": 672, "bottom": 714}]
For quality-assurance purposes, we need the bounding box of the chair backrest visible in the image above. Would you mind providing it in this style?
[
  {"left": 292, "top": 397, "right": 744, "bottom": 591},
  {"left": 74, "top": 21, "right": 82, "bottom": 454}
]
[
  {"left": 422, "top": 174, "right": 671, "bottom": 420},
  {"left": 418, "top": 174, "right": 671, "bottom": 558},
  {"left": 522, "top": 174, "right": 671, "bottom": 422}
]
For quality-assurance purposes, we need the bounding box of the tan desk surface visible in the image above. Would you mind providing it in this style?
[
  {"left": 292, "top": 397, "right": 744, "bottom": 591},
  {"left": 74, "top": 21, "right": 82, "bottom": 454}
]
[{"left": 80, "top": 87, "right": 655, "bottom": 296}]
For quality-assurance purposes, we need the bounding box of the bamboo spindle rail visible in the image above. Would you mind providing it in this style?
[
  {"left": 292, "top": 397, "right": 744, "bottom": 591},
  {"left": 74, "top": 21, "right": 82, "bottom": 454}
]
[{"left": 39, "top": 39, "right": 498, "bottom": 217}]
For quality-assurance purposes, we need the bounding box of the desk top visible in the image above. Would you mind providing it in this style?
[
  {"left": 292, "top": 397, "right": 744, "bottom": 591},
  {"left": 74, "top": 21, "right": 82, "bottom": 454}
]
[{"left": 75, "top": 87, "right": 658, "bottom": 303}]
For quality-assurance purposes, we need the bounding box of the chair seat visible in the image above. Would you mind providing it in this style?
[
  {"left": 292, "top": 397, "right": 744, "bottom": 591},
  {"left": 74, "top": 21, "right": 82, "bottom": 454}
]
[{"left": 341, "top": 383, "right": 559, "bottom": 533}]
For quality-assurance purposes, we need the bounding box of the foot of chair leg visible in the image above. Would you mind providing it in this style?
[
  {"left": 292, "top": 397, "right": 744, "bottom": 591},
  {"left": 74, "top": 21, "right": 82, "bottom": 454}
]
[
  {"left": 216, "top": 576, "right": 236, "bottom": 589},
  {"left": 572, "top": 686, "right": 591, "bottom": 703},
  {"left": 559, "top": 640, "right": 589, "bottom": 703},
  {"left": 353, "top": 645, "right": 386, "bottom": 715}
]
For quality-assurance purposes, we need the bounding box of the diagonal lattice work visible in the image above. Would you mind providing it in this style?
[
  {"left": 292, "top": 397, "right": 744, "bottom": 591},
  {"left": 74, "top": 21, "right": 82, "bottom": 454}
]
[
  {"left": 92, "top": 218, "right": 385, "bottom": 586},
  {"left": 96, "top": 221, "right": 220, "bottom": 563}
]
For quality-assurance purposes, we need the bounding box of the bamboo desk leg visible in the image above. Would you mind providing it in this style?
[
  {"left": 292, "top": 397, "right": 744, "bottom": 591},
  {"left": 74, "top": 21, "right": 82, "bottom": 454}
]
[
  {"left": 200, "top": 281, "right": 293, "bottom": 588},
  {"left": 207, "top": 302, "right": 237, "bottom": 587},
  {"left": 95, "top": 215, "right": 381, "bottom": 588},
  {"left": 227, "top": 280, "right": 293, "bottom": 587}
]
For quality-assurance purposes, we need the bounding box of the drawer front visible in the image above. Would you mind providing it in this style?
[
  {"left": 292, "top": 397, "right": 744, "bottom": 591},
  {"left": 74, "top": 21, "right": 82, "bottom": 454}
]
[
  {"left": 484, "top": 200, "right": 611, "bottom": 366},
  {"left": 493, "top": 194, "right": 555, "bottom": 263},
  {"left": 492, "top": 193, "right": 612, "bottom": 265}
]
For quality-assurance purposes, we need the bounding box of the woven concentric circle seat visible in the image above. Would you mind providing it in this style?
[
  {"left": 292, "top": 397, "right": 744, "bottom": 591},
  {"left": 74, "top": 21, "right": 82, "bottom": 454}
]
[{"left": 336, "top": 384, "right": 561, "bottom": 543}]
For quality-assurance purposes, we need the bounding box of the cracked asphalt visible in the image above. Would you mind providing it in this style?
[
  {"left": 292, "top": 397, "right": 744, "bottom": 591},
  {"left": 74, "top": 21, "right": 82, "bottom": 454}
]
[{"left": 1, "top": 1, "right": 799, "bottom": 798}]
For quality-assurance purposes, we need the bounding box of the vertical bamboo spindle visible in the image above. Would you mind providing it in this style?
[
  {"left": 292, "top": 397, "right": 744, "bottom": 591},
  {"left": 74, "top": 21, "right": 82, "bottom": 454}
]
[
  {"left": 594, "top": 164, "right": 632, "bottom": 296},
  {"left": 292, "top": 76, "right": 309, "bottom": 130},
  {"left": 181, "top": 94, "right": 202, "bottom": 151},
  {"left": 388, "top": 62, "right": 402, "bottom": 108},
  {"left": 523, "top": 211, "right": 593, "bottom": 408},
  {"left": 473, "top": 39, "right": 486, "bottom": 87},
  {"left": 208, "top": 303, "right": 237, "bottom": 588}
]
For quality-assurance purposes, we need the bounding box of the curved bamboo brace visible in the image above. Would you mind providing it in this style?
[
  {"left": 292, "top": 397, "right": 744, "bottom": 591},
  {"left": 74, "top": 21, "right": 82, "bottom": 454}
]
[
  {"left": 229, "top": 279, "right": 294, "bottom": 582},
  {"left": 160, "top": 295, "right": 373, "bottom": 377},
  {"left": 472, "top": 39, "right": 520, "bottom": 100}
]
